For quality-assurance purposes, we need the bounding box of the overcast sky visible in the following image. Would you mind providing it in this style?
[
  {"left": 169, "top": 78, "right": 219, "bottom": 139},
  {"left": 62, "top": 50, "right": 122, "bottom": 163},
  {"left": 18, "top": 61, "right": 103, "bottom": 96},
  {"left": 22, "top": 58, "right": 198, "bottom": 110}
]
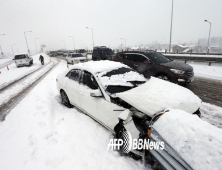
[{"left": 0, "top": 0, "right": 222, "bottom": 55}]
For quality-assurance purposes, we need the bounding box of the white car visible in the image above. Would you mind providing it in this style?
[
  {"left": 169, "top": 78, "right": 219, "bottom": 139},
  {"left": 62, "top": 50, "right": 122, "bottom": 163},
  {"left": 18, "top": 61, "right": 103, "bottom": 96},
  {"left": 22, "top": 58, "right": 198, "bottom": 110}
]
[
  {"left": 66, "top": 53, "right": 86, "bottom": 65},
  {"left": 56, "top": 61, "right": 201, "bottom": 169},
  {"left": 14, "top": 54, "right": 33, "bottom": 67}
]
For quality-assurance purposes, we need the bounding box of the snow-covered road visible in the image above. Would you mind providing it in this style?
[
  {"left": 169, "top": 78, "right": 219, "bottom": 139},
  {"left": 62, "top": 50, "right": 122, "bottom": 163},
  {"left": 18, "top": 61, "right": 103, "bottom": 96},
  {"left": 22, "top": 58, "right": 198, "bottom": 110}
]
[
  {"left": 0, "top": 53, "right": 50, "bottom": 89},
  {"left": 0, "top": 61, "right": 145, "bottom": 170}
]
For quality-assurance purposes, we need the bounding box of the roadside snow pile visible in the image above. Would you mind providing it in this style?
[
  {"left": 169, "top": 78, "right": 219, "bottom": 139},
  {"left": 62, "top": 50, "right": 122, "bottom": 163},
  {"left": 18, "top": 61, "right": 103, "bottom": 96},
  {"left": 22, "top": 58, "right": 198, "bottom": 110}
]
[
  {"left": 189, "top": 62, "right": 222, "bottom": 80},
  {"left": 201, "top": 102, "right": 222, "bottom": 128},
  {"left": 0, "top": 62, "right": 144, "bottom": 170},
  {"left": 153, "top": 109, "right": 222, "bottom": 170},
  {"left": 116, "top": 77, "right": 201, "bottom": 117},
  {"left": 0, "top": 58, "right": 12, "bottom": 65}
]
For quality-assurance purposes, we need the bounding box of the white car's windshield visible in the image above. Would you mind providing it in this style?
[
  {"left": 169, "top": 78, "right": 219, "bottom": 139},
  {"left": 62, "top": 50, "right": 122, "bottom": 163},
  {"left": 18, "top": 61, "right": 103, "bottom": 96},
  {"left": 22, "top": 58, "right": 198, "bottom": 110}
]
[{"left": 96, "top": 67, "right": 146, "bottom": 96}]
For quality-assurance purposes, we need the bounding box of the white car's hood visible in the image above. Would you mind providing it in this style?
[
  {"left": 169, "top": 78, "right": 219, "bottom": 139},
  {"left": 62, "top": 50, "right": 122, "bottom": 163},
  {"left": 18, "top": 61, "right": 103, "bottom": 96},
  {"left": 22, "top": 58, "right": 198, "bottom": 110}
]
[{"left": 116, "top": 77, "right": 202, "bottom": 117}]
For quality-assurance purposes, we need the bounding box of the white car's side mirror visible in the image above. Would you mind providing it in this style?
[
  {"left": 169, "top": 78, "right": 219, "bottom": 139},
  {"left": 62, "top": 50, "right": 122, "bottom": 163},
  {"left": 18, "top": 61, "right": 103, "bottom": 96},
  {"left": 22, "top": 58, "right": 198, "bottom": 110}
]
[{"left": 90, "top": 89, "right": 102, "bottom": 97}]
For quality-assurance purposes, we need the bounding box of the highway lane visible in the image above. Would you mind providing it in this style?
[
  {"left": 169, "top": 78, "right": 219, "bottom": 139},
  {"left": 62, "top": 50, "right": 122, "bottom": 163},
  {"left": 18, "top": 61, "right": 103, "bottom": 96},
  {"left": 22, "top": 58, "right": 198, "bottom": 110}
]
[{"left": 187, "top": 77, "right": 222, "bottom": 107}]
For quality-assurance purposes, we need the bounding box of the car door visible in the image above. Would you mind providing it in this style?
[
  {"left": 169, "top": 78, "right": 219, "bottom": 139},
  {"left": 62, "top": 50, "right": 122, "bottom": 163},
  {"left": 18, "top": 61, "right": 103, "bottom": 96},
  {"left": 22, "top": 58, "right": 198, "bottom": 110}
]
[
  {"left": 78, "top": 71, "right": 123, "bottom": 130},
  {"left": 127, "top": 54, "right": 154, "bottom": 78},
  {"left": 64, "top": 69, "right": 81, "bottom": 107}
]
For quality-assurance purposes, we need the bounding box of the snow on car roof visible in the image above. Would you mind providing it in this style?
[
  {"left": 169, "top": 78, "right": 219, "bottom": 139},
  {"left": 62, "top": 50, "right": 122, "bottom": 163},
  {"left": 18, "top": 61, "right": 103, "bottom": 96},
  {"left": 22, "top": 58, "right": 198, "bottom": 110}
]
[
  {"left": 70, "top": 60, "right": 130, "bottom": 74},
  {"left": 153, "top": 109, "right": 222, "bottom": 170}
]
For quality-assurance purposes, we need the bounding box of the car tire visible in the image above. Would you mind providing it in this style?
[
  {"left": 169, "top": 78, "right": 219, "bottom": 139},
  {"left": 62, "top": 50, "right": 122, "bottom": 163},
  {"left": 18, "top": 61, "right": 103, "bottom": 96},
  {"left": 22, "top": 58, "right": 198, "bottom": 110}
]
[
  {"left": 157, "top": 74, "right": 171, "bottom": 82},
  {"left": 60, "top": 90, "right": 72, "bottom": 108},
  {"left": 72, "top": 60, "right": 74, "bottom": 65},
  {"left": 115, "top": 123, "right": 142, "bottom": 160}
]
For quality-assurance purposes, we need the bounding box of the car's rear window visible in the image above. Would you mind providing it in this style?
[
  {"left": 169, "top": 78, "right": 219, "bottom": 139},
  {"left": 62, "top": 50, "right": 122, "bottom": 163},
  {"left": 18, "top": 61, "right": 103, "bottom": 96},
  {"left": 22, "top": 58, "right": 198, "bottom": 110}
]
[
  {"left": 72, "top": 54, "right": 83, "bottom": 57},
  {"left": 14, "top": 55, "right": 26, "bottom": 59}
]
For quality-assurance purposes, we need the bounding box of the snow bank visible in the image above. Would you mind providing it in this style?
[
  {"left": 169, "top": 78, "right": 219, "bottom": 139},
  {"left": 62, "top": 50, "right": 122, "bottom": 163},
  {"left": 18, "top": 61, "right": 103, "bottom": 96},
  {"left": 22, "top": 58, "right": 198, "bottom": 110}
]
[
  {"left": 189, "top": 62, "right": 222, "bottom": 80},
  {"left": 0, "top": 58, "right": 12, "bottom": 65},
  {"left": 116, "top": 77, "right": 202, "bottom": 117},
  {"left": 153, "top": 109, "right": 222, "bottom": 170},
  {"left": 0, "top": 62, "right": 144, "bottom": 170},
  {"left": 201, "top": 102, "right": 222, "bottom": 128}
]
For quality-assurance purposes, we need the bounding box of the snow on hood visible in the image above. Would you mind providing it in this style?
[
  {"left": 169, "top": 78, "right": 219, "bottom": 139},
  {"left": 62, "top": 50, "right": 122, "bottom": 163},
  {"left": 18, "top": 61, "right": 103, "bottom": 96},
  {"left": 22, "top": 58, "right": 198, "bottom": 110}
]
[
  {"left": 153, "top": 109, "right": 222, "bottom": 170},
  {"left": 116, "top": 77, "right": 201, "bottom": 117}
]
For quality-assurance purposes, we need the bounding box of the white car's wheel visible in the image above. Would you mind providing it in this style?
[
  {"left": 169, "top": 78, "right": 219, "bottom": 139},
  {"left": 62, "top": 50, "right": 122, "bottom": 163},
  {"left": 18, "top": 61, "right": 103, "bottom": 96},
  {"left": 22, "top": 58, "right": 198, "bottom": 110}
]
[{"left": 60, "top": 90, "right": 72, "bottom": 108}]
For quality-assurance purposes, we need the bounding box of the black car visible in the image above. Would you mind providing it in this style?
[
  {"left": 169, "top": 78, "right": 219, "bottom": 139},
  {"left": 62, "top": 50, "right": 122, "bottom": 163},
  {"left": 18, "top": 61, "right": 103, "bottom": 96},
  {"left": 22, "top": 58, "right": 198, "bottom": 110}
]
[
  {"left": 113, "top": 50, "right": 194, "bottom": 85},
  {"left": 92, "top": 46, "right": 114, "bottom": 61}
]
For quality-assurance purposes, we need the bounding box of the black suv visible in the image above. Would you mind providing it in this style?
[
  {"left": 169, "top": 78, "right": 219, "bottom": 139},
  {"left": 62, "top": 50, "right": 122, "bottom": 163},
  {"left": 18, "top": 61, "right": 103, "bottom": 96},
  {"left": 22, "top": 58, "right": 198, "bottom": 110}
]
[
  {"left": 113, "top": 50, "right": 194, "bottom": 85},
  {"left": 92, "top": 46, "right": 114, "bottom": 61}
]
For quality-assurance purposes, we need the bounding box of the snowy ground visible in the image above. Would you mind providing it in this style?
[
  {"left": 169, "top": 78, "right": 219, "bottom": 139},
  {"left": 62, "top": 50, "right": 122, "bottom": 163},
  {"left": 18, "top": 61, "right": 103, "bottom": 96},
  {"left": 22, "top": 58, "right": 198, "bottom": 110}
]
[
  {"left": 0, "top": 58, "right": 12, "bottom": 65},
  {"left": 189, "top": 62, "right": 222, "bottom": 80},
  {"left": 200, "top": 103, "right": 222, "bottom": 128},
  {"left": 0, "top": 58, "right": 222, "bottom": 169},
  {"left": 0, "top": 53, "right": 50, "bottom": 88},
  {"left": 0, "top": 60, "right": 55, "bottom": 107},
  {"left": 0, "top": 60, "right": 145, "bottom": 170}
]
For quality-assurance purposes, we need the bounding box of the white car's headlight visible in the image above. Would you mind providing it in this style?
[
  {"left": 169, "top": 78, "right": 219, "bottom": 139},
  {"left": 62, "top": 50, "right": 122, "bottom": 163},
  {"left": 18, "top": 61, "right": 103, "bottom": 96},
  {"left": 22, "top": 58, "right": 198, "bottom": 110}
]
[{"left": 170, "top": 69, "right": 185, "bottom": 74}]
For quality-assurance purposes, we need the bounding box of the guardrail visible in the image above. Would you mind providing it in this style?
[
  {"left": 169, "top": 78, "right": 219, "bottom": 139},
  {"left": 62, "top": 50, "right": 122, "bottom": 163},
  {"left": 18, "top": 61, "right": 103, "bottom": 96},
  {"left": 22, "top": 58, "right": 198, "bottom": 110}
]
[{"left": 162, "top": 54, "right": 222, "bottom": 66}]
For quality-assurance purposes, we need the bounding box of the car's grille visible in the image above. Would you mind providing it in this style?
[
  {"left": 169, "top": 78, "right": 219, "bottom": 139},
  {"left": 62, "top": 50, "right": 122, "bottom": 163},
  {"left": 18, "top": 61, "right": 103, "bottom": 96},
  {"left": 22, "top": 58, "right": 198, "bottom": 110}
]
[{"left": 185, "top": 71, "right": 194, "bottom": 77}]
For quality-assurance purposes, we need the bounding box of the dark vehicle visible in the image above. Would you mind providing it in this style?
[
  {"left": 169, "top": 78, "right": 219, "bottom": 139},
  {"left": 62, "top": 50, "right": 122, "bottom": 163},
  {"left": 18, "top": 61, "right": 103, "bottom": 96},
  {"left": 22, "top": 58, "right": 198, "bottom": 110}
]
[
  {"left": 49, "top": 51, "right": 57, "bottom": 57},
  {"left": 75, "top": 49, "right": 87, "bottom": 57},
  {"left": 113, "top": 50, "right": 194, "bottom": 85},
  {"left": 92, "top": 46, "right": 114, "bottom": 61}
]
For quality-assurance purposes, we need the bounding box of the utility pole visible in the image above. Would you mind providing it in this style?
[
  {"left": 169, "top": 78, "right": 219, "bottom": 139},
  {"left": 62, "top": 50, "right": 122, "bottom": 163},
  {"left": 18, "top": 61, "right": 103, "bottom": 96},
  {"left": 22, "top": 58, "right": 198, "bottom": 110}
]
[{"left": 169, "top": 0, "right": 174, "bottom": 53}]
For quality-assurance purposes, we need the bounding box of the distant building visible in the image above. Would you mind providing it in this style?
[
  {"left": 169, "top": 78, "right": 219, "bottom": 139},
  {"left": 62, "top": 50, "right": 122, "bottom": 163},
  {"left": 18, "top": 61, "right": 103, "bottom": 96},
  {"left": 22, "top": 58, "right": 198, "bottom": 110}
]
[{"left": 172, "top": 45, "right": 189, "bottom": 53}]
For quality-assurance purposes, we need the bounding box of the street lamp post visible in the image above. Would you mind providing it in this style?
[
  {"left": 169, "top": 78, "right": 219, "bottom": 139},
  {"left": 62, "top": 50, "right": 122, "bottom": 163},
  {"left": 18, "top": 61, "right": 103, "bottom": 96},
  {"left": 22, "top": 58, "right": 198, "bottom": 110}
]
[
  {"left": 86, "top": 27, "right": 94, "bottom": 48},
  {"left": 69, "top": 36, "right": 75, "bottom": 51},
  {"left": 0, "top": 34, "right": 6, "bottom": 57},
  {"left": 169, "top": 0, "right": 174, "bottom": 53},
  {"left": 24, "top": 31, "right": 32, "bottom": 55},
  {"left": 61, "top": 40, "right": 66, "bottom": 49},
  {"left": 120, "top": 38, "right": 126, "bottom": 51},
  {"left": 11, "top": 44, "right": 16, "bottom": 56},
  {"left": 204, "top": 20, "right": 212, "bottom": 54},
  {"left": 34, "top": 38, "right": 39, "bottom": 54}
]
